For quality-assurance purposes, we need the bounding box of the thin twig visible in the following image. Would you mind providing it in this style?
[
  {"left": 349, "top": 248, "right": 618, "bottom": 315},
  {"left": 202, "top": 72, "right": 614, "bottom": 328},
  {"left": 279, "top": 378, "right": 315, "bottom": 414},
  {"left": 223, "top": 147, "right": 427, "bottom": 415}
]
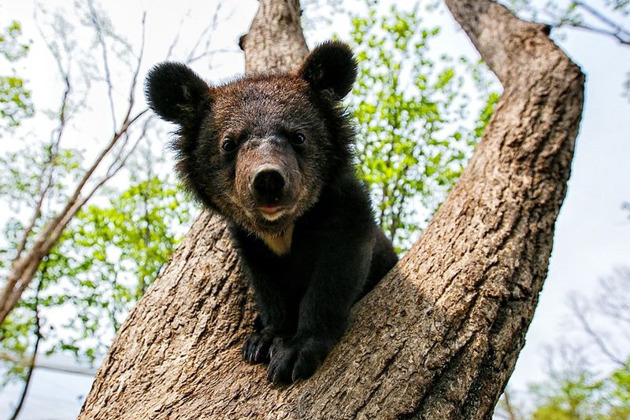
[
  {"left": 501, "top": 389, "right": 520, "bottom": 420},
  {"left": 126, "top": 12, "right": 146, "bottom": 118},
  {"left": 7, "top": 272, "right": 44, "bottom": 420},
  {"left": 14, "top": 17, "right": 75, "bottom": 261},
  {"left": 576, "top": 0, "right": 630, "bottom": 40},
  {"left": 542, "top": 1, "right": 630, "bottom": 46},
  {"left": 596, "top": 268, "right": 630, "bottom": 324},
  {"left": 88, "top": 0, "right": 117, "bottom": 131},
  {"left": 570, "top": 297, "right": 627, "bottom": 368},
  {"left": 568, "top": 21, "right": 630, "bottom": 45},
  {"left": 186, "top": 48, "right": 235, "bottom": 65},
  {"left": 186, "top": 1, "right": 223, "bottom": 64}
]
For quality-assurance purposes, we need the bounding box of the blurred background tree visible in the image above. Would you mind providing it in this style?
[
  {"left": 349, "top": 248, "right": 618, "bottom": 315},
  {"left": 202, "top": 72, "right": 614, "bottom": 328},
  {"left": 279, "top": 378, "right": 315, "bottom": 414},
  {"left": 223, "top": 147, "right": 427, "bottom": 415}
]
[
  {"left": 495, "top": 266, "right": 630, "bottom": 419},
  {"left": 0, "top": 20, "right": 33, "bottom": 132},
  {"left": 349, "top": 0, "right": 498, "bottom": 251}
]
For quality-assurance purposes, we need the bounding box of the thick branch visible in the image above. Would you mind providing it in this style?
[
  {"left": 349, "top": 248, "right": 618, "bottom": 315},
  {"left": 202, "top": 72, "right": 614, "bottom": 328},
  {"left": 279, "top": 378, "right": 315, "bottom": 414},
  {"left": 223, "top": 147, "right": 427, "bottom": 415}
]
[
  {"left": 240, "top": 0, "right": 308, "bottom": 74},
  {"left": 79, "top": 0, "right": 584, "bottom": 419}
]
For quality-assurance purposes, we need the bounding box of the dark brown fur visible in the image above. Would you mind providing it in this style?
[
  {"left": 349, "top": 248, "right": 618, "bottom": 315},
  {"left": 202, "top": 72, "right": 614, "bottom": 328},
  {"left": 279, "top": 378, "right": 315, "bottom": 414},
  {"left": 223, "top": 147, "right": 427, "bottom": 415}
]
[{"left": 146, "top": 41, "right": 398, "bottom": 384}]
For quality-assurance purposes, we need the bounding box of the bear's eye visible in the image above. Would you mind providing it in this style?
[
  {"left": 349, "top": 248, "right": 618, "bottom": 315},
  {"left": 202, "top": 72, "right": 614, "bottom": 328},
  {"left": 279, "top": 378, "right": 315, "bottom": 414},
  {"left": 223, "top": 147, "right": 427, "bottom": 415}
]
[
  {"left": 291, "top": 132, "right": 307, "bottom": 146},
  {"left": 221, "top": 137, "right": 238, "bottom": 153}
]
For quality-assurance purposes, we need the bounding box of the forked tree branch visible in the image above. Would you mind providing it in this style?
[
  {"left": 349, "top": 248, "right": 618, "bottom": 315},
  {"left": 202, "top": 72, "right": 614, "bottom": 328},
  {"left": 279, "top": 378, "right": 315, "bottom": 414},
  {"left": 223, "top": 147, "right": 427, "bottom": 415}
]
[{"left": 78, "top": 0, "right": 584, "bottom": 418}]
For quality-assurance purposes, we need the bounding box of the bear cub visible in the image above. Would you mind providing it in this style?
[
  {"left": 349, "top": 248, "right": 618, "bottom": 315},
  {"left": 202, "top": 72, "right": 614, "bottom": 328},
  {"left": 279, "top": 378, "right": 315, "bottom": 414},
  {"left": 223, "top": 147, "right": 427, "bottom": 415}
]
[{"left": 145, "top": 41, "right": 398, "bottom": 384}]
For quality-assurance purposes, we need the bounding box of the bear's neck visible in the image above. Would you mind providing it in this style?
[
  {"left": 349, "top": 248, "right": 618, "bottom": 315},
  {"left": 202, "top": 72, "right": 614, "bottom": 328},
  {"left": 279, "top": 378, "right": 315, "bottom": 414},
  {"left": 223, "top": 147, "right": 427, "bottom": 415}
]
[{"left": 260, "top": 224, "right": 294, "bottom": 256}]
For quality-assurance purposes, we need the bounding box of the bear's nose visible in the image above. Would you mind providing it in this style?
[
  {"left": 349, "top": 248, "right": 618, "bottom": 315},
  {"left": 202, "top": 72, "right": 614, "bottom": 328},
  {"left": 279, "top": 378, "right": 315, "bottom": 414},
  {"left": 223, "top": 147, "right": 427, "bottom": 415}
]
[{"left": 252, "top": 168, "right": 286, "bottom": 202}]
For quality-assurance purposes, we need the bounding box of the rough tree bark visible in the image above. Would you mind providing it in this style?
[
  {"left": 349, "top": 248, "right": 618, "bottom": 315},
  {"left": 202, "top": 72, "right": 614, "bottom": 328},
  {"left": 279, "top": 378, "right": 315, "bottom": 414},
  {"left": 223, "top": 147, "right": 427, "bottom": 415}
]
[{"left": 78, "top": 0, "right": 584, "bottom": 419}]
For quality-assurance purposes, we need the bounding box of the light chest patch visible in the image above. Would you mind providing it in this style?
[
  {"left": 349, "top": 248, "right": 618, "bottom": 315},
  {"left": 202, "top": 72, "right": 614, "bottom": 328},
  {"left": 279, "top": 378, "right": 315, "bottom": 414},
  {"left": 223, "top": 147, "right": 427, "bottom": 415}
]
[{"left": 261, "top": 224, "right": 294, "bottom": 256}]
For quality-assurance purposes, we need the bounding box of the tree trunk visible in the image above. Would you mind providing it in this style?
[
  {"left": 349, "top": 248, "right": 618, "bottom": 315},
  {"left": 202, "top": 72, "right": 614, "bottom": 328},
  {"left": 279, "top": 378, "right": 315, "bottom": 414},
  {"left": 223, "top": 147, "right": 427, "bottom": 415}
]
[{"left": 78, "top": 0, "right": 584, "bottom": 419}]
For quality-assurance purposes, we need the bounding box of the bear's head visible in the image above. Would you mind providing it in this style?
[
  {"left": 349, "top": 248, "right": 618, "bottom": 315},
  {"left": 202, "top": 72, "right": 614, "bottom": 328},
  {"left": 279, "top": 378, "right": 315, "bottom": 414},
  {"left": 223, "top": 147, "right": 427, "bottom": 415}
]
[{"left": 145, "top": 41, "right": 357, "bottom": 238}]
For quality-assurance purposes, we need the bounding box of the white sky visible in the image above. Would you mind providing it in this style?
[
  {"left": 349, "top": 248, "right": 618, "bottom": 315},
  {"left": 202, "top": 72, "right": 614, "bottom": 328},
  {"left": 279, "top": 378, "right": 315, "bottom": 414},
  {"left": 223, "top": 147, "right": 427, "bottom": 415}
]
[{"left": 1, "top": 0, "right": 629, "bottom": 418}]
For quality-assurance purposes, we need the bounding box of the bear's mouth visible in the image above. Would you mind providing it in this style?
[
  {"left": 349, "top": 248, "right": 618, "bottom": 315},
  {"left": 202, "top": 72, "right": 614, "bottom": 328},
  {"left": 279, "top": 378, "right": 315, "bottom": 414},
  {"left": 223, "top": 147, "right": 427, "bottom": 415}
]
[
  {"left": 253, "top": 207, "right": 295, "bottom": 234},
  {"left": 258, "top": 205, "right": 289, "bottom": 221}
]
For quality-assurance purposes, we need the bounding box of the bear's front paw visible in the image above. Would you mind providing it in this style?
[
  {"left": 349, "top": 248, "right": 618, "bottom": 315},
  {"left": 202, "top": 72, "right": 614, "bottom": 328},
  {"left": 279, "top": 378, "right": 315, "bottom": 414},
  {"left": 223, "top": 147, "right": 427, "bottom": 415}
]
[
  {"left": 267, "top": 336, "right": 333, "bottom": 384},
  {"left": 243, "top": 331, "right": 275, "bottom": 364}
]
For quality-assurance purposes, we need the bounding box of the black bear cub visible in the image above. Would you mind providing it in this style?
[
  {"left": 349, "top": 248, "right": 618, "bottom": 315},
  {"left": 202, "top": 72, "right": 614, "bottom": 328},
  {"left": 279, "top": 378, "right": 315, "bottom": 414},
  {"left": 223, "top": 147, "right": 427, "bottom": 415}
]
[{"left": 145, "top": 41, "right": 398, "bottom": 384}]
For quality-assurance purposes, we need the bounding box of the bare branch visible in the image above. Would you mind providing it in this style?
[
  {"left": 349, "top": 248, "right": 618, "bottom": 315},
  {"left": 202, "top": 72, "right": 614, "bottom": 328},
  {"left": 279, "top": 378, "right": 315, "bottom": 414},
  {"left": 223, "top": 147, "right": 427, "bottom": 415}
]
[
  {"left": 565, "top": 20, "right": 630, "bottom": 45},
  {"left": 185, "top": 48, "right": 236, "bottom": 66},
  {"left": 48, "top": 116, "right": 151, "bottom": 249},
  {"left": 596, "top": 267, "right": 630, "bottom": 325},
  {"left": 186, "top": 1, "right": 223, "bottom": 64},
  {"left": 108, "top": 118, "right": 153, "bottom": 177},
  {"left": 7, "top": 273, "right": 44, "bottom": 420},
  {"left": 14, "top": 14, "right": 76, "bottom": 262},
  {"left": 128, "top": 12, "right": 146, "bottom": 110},
  {"left": 540, "top": 1, "right": 630, "bottom": 46},
  {"left": 164, "top": 21, "right": 183, "bottom": 61},
  {"left": 569, "top": 295, "right": 627, "bottom": 368},
  {"left": 496, "top": 389, "right": 521, "bottom": 420},
  {"left": 576, "top": 1, "right": 630, "bottom": 42},
  {"left": 87, "top": 0, "right": 117, "bottom": 131}
]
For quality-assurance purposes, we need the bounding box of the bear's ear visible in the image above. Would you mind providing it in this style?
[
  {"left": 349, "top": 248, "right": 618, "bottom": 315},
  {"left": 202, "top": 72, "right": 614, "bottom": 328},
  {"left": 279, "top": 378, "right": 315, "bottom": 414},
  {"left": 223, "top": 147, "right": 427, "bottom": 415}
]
[
  {"left": 145, "top": 62, "right": 211, "bottom": 127},
  {"left": 297, "top": 41, "right": 357, "bottom": 100}
]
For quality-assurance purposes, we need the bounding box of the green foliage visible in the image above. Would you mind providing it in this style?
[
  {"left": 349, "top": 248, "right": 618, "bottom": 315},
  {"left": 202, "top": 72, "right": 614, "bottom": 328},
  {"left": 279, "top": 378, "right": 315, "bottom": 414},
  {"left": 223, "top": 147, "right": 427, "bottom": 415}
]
[
  {"left": 0, "top": 142, "right": 70, "bottom": 382},
  {"left": 0, "top": 145, "right": 83, "bottom": 276},
  {"left": 0, "top": 146, "right": 82, "bottom": 212},
  {"left": 349, "top": 1, "right": 498, "bottom": 251},
  {"left": 0, "top": 21, "right": 34, "bottom": 130},
  {"left": 40, "top": 173, "right": 193, "bottom": 360},
  {"left": 496, "top": 267, "right": 630, "bottom": 420},
  {"left": 0, "top": 21, "right": 30, "bottom": 62},
  {"left": 0, "top": 144, "right": 195, "bottom": 385},
  {"left": 0, "top": 307, "right": 33, "bottom": 385},
  {"left": 529, "top": 362, "right": 630, "bottom": 420}
]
